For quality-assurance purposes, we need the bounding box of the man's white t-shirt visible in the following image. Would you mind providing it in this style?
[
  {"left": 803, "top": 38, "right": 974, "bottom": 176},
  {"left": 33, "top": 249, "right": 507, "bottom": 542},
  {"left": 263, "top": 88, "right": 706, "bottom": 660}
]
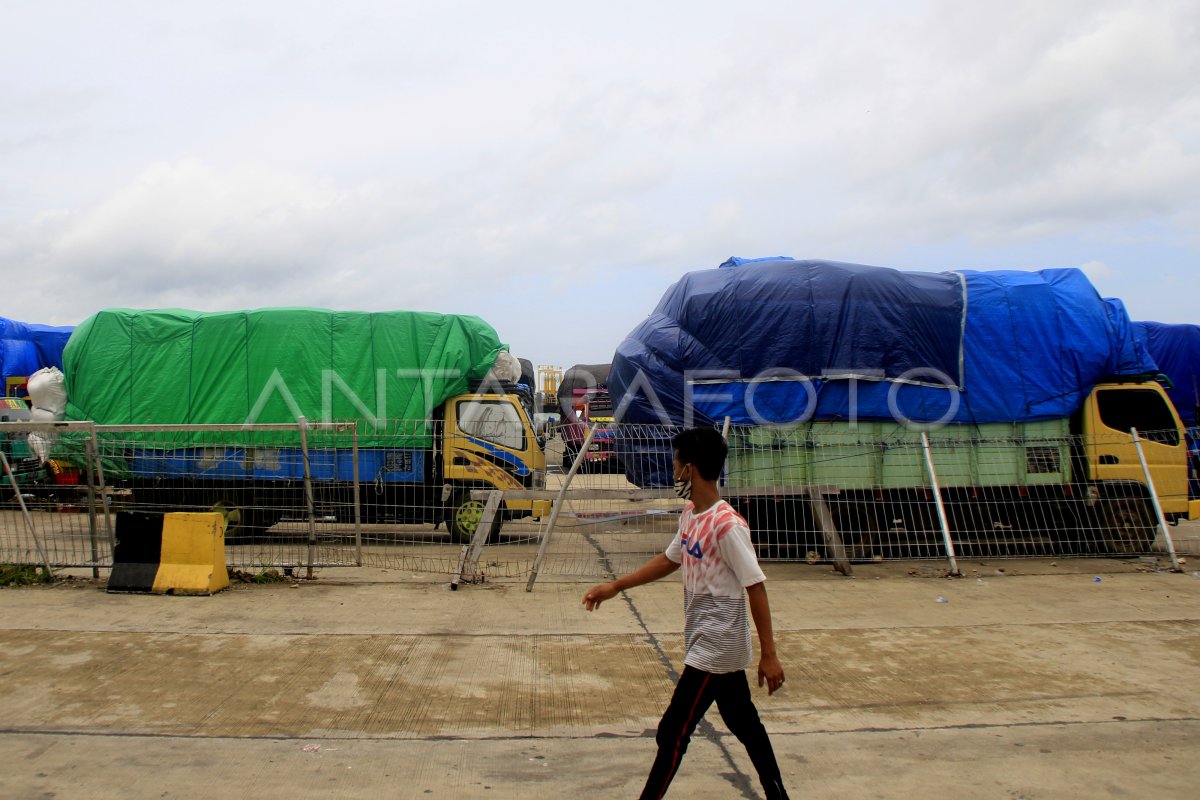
[{"left": 665, "top": 499, "right": 766, "bottom": 673}]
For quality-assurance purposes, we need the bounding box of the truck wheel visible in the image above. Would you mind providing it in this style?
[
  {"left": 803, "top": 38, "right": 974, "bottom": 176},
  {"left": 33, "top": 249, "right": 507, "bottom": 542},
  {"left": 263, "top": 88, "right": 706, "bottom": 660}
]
[
  {"left": 1098, "top": 496, "right": 1156, "bottom": 555},
  {"left": 446, "top": 490, "right": 503, "bottom": 544},
  {"left": 209, "top": 500, "right": 245, "bottom": 542},
  {"left": 215, "top": 502, "right": 277, "bottom": 543},
  {"left": 834, "top": 504, "right": 883, "bottom": 562}
]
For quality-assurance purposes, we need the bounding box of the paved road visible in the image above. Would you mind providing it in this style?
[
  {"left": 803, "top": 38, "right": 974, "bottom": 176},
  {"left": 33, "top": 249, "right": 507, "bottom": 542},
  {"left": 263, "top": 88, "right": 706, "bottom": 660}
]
[{"left": 1, "top": 557, "right": 1198, "bottom": 798}]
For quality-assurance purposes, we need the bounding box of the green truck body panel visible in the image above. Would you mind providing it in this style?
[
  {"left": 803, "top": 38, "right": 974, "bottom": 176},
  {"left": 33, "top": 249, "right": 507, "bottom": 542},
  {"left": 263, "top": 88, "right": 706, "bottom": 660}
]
[{"left": 726, "top": 419, "right": 1072, "bottom": 491}]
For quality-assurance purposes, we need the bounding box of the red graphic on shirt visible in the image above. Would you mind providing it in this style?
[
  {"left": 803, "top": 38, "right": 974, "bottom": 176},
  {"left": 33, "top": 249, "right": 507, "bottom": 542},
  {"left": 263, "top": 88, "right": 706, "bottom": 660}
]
[{"left": 679, "top": 502, "right": 748, "bottom": 594}]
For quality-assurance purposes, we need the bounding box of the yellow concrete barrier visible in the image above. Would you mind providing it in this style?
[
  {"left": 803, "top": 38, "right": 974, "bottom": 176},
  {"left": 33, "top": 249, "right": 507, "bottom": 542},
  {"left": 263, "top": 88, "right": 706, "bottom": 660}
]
[{"left": 108, "top": 511, "right": 228, "bottom": 595}]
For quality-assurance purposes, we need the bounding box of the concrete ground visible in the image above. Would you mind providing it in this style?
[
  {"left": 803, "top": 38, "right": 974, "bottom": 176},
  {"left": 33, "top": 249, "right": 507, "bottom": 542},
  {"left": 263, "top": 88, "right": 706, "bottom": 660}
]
[{"left": 1, "top": 557, "right": 1199, "bottom": 799}]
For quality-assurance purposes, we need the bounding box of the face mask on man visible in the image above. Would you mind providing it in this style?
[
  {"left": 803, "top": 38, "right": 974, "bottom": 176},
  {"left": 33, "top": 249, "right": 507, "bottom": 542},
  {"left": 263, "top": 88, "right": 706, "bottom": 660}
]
[{"left": 674, "top": 465, "right": 692, "bottom": 500}]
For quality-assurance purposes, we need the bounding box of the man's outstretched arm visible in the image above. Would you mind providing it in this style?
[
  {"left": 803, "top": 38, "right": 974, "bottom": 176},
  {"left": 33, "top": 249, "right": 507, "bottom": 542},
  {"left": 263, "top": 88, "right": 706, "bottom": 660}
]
[{"left": 582, "top": 553, "right": 680, "bottom": 611}]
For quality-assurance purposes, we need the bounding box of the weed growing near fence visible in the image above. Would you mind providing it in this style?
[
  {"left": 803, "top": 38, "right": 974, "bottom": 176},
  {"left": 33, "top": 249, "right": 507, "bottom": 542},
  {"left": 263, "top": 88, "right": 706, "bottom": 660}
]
[{"left": 0, "top": 564, "right": 53, "bottom": 587}]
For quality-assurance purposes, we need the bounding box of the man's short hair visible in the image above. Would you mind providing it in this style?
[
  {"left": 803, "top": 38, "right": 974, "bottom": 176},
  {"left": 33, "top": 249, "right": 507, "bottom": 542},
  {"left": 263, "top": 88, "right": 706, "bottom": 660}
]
[{"left": 672, "top": 427, "right": 728, "bottom": 481}]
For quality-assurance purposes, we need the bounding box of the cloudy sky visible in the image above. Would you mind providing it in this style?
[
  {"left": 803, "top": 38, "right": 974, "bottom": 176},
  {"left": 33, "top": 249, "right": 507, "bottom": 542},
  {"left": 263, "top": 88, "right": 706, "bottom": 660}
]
[{"left": 3, "top": 0, "right": 1198, "bottom": 370}]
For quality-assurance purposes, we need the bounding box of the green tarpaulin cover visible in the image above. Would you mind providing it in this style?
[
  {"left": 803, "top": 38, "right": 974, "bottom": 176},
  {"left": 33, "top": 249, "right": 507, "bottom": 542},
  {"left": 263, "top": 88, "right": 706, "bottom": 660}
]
[{"left": 63, "top": 308, "right": 506, "bottom": 448}]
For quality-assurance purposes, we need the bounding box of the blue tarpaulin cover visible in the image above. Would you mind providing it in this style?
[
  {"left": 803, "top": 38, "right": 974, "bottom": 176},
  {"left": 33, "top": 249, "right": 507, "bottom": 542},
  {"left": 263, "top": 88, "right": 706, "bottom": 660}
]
[
  {"left": 0, "top": 316, "right": 74, "bottom": 389},
  {"left": 612, "top": 258, "right": 1155, "bottom": 428},
  {"left": 1135, "top": 321, "right": 1200, "bottom": 425}
]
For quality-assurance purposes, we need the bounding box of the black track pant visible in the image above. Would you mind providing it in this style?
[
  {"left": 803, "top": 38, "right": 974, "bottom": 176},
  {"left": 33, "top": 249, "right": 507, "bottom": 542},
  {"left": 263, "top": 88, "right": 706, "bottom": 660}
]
[{"left": 639, "top": 665, "right": 788, "bottom": 800}]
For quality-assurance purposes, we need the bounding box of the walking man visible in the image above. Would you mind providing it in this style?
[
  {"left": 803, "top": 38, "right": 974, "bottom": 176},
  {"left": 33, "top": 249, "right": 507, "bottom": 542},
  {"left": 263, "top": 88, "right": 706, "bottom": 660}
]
[{"left": 583, "top": 427, "right": 789, "bottom": 799}]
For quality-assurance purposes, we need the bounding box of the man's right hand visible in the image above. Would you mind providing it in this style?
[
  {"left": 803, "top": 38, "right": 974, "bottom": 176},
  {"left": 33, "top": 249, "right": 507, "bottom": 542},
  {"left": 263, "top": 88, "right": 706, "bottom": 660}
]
[
  {"left": 582, "top": 582, "right": 619, "bottom": 611},
  {"left": 581, "top": 554, "right": 678, "bottom": 611}
]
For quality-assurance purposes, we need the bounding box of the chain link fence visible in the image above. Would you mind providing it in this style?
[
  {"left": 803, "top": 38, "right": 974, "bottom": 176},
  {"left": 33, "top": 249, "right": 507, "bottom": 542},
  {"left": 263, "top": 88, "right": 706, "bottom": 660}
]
[
  {"left": 2, "top": 419, "right": 1193, "bottom": 583},
  {"left": 0, "top": 421, "right": 113, "bottom": 574}
]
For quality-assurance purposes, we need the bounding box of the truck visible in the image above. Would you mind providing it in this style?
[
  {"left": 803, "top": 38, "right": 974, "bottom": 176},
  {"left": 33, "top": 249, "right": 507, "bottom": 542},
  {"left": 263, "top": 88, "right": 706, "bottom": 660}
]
[
  {"left": 556, "top": 363, "right": 618, "bottom": 472},
  {"left": 2, "top": 365, "right": 79, "bottom": 494},
  {"left": 2, "top": 313, "right": 75, "bottom": 492},
  {"left": 563, "top": 387, "right": 620, "bottom": 473},
  {"left": 610, "top": 258, "right": 1193, "bottom": 557},
  {"left": 62, "top": 308, "right": 549, "bottom": 542}
]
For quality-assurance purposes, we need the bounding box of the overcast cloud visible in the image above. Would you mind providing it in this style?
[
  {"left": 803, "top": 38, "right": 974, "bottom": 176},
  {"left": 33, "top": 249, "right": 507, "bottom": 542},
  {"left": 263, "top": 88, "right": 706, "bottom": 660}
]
[{"left": 2, "top": 0, "right": 1197, "bottom": 368}]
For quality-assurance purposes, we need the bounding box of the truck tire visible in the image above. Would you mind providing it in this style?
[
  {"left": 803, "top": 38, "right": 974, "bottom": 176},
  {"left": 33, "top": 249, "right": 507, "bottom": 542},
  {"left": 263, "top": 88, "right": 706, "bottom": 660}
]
[
  {"left": 1097, "top": 496, "right": 1157, "bottom": 555},
  {"left": 834, "top": 503, "right": 883, "bottom": 562},
  {"left": 446, "top": 489, "right": 503, "bottom": 545}
]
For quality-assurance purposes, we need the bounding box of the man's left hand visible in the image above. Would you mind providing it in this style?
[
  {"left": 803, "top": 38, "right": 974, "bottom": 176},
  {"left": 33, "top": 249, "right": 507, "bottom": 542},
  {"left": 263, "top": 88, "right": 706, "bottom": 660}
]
[{"left": 758, "top": 653, "right": 785, "bottom": 695}]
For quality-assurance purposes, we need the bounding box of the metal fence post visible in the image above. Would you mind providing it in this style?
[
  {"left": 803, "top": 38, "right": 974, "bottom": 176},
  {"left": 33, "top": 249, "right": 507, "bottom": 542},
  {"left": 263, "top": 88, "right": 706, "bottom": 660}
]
[
  {"left": 351, "top": 424, "right": 362, "bottom": 566},
  {"left": 454, "top": 489, "right": 503, "bottom": 588},
  {"left": 298, "top": 418, "right": 318, "bottom": 580},
  {"left": 1130, "top": 428, "right": 1181, "bottom": 571},
  {"left": 82, "top": 436, "right": 101, "bottom": 578},
  {"left": 0, "top": 451, "right": 53, "bottom": 577},
  {"left": 921, "top": 432, "right": 960, "bottom": 576},
  {"left": 88, "top": 424, "right": 114, "bottom": 547},
  {"left": 720, "top": 416, "right": 731, "bottom": 488},
  {"left": 526, "top": 423, "right": 598, "bottom": 592}
]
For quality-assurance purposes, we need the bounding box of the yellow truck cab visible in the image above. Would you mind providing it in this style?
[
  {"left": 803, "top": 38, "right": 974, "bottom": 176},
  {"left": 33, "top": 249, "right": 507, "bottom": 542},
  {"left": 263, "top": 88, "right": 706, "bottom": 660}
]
[
  {"left": 441, "top": 391, "right": 550, "bottom": 541},
  {"left": 1080, "top": 380, "right": 1192, "bottom": 521}
]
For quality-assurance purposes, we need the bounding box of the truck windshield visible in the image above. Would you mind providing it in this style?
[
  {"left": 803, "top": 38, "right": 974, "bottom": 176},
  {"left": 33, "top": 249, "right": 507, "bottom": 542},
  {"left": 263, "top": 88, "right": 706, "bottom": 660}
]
[
  {"left": 458, "top": 400, "right": 526, "bottom": 450},
  {"left": 587, "top": 397, "right": 613, "bottom": 419},
  {"left": 1097, "top": 389, "right": 1180, "bottom": 446}
]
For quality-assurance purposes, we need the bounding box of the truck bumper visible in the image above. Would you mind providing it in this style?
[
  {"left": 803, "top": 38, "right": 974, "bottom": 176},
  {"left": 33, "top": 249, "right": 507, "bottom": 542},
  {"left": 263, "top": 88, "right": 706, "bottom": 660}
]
[{"left": 506, "top": 498, "right": 553, "bottom": 519}]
